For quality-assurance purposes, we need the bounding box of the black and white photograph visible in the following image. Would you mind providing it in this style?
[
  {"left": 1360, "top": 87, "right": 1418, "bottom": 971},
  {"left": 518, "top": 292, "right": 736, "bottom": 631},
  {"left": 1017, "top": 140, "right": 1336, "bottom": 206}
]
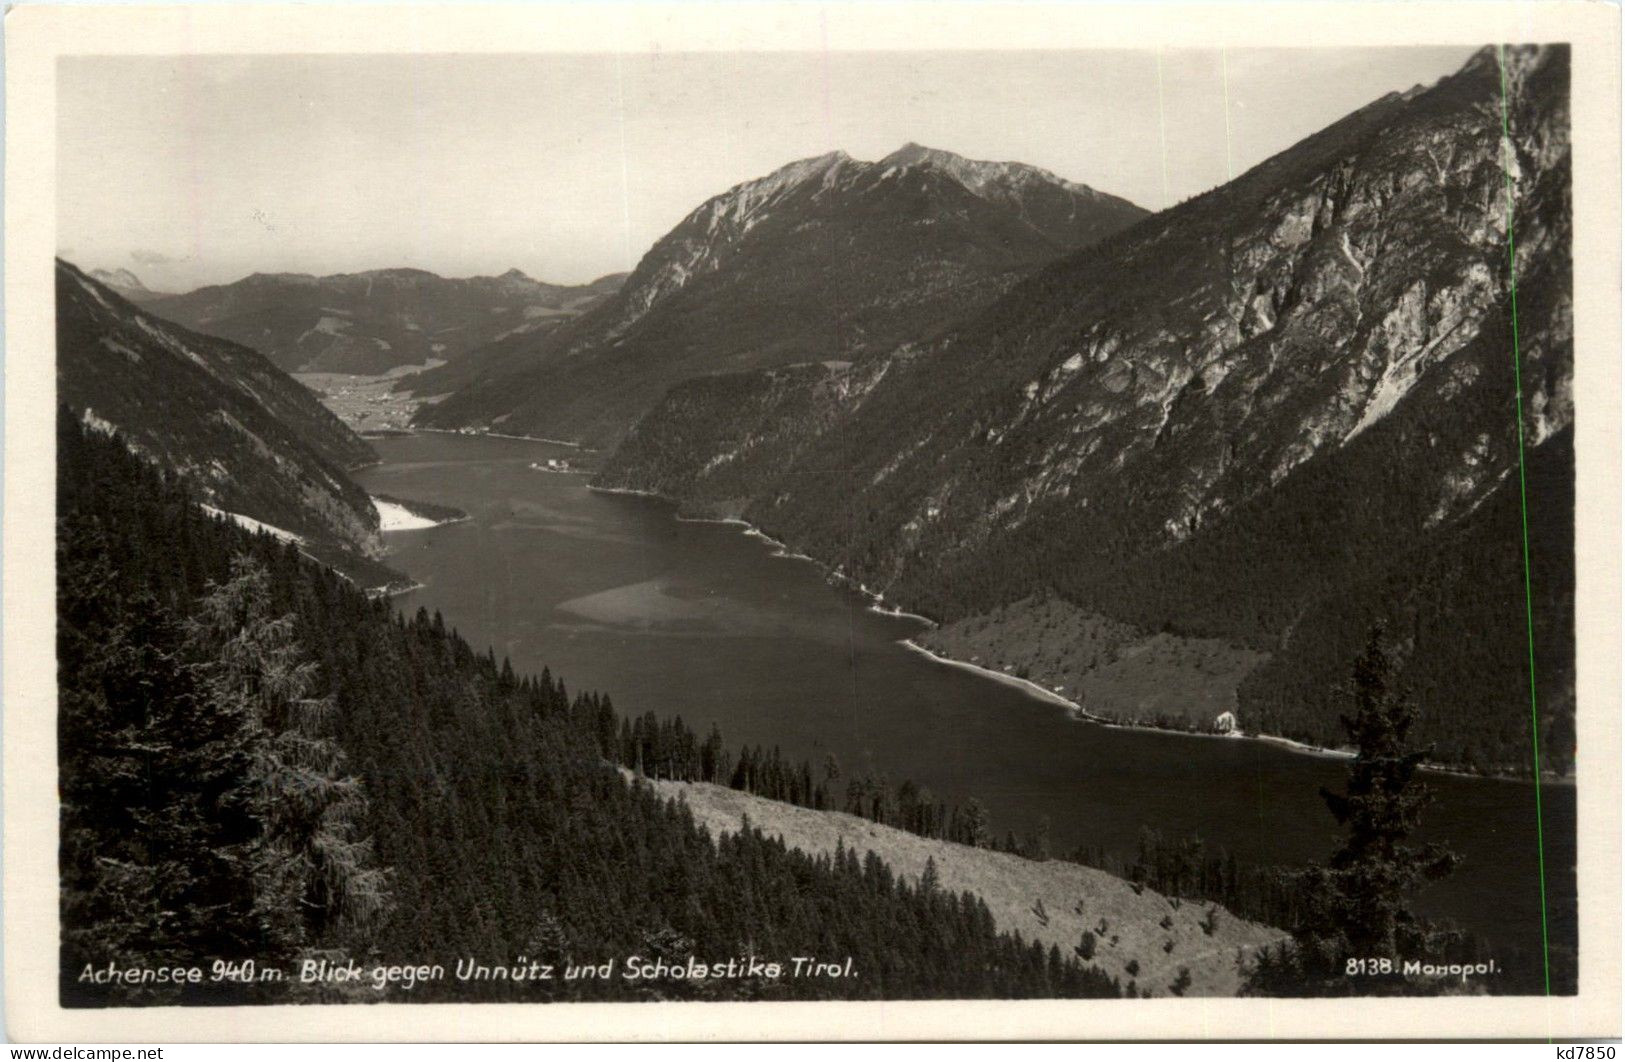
[{"left": 4, "top": 0, "right": 1620, "bottom": 1044}]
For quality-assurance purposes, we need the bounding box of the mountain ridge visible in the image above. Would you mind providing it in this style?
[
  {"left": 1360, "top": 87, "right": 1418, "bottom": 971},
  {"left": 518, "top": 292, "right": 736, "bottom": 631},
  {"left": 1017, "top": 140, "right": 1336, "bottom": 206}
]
[
  {"left": 132, "top": 266, "right": 626, "bottom": 375},
  {"left": 410, "top": 143, "right": 1149, "bottom": 447},
  {"left": 593, "top": 45, "right": 1575, "bottom": 774},
  {"left": 55, "top": 258, "right": 406, "bottom": 588}
]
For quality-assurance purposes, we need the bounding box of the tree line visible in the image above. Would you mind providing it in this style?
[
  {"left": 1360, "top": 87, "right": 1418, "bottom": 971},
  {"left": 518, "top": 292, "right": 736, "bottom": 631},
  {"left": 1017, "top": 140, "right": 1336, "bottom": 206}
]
[{"left": 579, "top": 648, "right": 1575, "bottom": 996}]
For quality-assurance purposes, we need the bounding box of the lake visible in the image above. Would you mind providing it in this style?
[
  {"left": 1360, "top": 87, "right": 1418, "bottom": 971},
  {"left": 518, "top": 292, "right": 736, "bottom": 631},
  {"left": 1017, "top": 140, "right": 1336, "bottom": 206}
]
[{"left": 357, "top": 431, "right": 1577, "bottom": 971}]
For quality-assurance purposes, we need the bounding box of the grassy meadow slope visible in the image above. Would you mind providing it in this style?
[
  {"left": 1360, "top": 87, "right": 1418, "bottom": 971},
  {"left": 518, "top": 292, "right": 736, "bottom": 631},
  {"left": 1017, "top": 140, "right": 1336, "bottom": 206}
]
[{"left": 637, "top": 775, "right": 1286, "bottom": 997}]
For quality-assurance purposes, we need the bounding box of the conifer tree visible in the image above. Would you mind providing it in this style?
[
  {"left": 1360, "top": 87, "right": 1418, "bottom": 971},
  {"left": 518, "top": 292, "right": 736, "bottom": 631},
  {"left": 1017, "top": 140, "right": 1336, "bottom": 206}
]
[
  {"left": 919, "top": 856, "right": 941, "bottom": 896},
  {"left": 187, "top": 556, "right": 391, "bottom": 952},
  {"left": 57, "top": 562, "right": 261, "bottom": 1002},
  {"left": 962, "top": 797, "right": 991, "bottom": 849},
  {"left": 55, "top": 417, "right": 1128, "bottom": 1005},
  {"left": 1246, "top": 626, "right": 1458, "bottom": 995}
]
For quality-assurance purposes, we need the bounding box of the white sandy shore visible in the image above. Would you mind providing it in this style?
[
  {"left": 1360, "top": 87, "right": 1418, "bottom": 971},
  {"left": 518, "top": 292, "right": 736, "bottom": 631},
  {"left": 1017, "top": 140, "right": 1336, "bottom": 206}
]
[
  {"left": 864, "top": 600, "right": 936, "bottom": 624},
  {"left": 358, "top": 578, "right": 426, "bottom": 599},
  {"left": 677, "top": 514, "right": 751, "bottom": 526},
  {"left": 741, "top": 527, "right": 840, "bottom": 570},
  {"left": 901, "top": 637, "right": 1083, "bottom": 711},
  {"left": 374, "top": 498, "right": 439, "bottom": 531},
  {"left": 372, "top": 497, "right": 470, "bottom": 533},
  {"left": 586, "top": 484, "right": 662, "bottom": 498}
]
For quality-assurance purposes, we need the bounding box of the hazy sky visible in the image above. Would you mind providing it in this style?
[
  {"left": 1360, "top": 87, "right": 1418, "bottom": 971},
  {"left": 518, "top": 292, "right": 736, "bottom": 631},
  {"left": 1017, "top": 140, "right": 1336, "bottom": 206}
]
[{"left": 59, "top": 47, "right": 1478, "bottom": 291}]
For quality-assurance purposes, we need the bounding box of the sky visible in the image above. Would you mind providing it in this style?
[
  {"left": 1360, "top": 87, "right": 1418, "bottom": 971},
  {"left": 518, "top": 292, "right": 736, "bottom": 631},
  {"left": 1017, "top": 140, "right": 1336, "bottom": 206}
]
[{"left": 58, "top": 46, "right": 1479, "bottom": 291}]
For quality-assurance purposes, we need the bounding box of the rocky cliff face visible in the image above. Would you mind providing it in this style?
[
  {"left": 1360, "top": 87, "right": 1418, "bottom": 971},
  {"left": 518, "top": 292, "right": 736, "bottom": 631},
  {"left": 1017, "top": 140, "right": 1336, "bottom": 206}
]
[
  {"left": 598, "top": 46, "right": 1574, "bottom": 773},
  {"left": 413, "top": 145, "right": 1147, "bottom": 448},
  {"left": 57, "top": 259, "right": 404, "bottom": 587},
  {"left": 136, "top": 267, "right": 624, "bottom": 375}
]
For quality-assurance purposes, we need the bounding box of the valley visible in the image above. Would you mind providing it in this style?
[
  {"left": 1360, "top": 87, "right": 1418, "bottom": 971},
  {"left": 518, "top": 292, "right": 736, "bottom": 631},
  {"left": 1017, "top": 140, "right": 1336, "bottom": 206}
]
[
  {"left": 295, "top": 361, "right": 447, "bottom": 435},
  {"left": 350, "top": 431, "right": 1575, "bottom": 977},
  {"left": 52, "top": 41, "right": 1581, "bottom": 1006},
  {"left": 591, "top": 45, "right": 1576, "bottom": 778}
]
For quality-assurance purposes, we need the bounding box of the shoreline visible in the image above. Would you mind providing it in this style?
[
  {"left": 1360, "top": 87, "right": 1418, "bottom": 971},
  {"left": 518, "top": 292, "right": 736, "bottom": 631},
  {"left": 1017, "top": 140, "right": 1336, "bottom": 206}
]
[
  {"left": 900, "top": 636, "right": 1571, "bottom": 783},
  {"left": 586, "top": 483, "right": 662, "bottom": 498},
  {"left": 366, "top": 580, "right": 426, "bottom": 599},
  {"left": 744, "top": 526, "right": 858, "bottom": 576},
  {"left": 901, "top": 636, "right": 1368, "bottom": 760},
  {"left": 418, "top": 426, "right": 594, "bottom": 450},
  {"left": 594, "top": 480, "right": 939, "bottom": 623},
  {"left": 677, "top": 514, "right": 752, "bottom": 526},
  {"left": 383, "top": 514, "right": 472, "bottom": 531},
  {"left": 372, "top": 496, "right": 470, "bottom": 533},
  {"left": 900, "top": 637, "right": 1084, "bottom": 712},
  {"left": 826, "top": 569, "right": 938, "bottom": 626},
  {"left": 588, "top": 480, "right": 1375, "bottom": 766}
]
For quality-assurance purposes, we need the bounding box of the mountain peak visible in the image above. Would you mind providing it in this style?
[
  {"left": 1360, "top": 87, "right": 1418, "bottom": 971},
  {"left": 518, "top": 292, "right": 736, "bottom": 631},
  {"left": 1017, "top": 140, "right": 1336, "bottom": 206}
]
[
  {"left": 688, "top": 150, "right": 861, "bottom": 230},
  {"left": 759, "top": 149, "right": 853, "bottom": 185},
  {"left": 875, "top": 141, "right": 1109, "bottom": 202},
  {"left": 879, "top": 142, "right": 962, "bottom": 168}
]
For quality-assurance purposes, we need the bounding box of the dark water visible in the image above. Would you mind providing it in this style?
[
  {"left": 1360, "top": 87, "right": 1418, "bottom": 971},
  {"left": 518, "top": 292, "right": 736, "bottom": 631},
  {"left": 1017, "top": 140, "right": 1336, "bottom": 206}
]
[{"left": 357, "top": 432, "right": 1577, "bottom": 967}]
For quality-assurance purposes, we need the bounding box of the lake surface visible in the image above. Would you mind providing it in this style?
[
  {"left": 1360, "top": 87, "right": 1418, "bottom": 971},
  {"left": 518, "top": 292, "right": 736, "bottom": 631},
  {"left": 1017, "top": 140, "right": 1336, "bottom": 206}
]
[{"left": 357, "top": 432, "right": 1577, "bottom": 968}]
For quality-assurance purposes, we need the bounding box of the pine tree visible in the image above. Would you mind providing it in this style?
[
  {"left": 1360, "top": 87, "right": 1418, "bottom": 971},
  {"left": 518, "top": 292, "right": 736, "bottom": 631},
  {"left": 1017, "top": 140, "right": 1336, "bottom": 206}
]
[
  {"left": 187, "top": 556, "right": 391, "bottom": 953},
  {"left": 962, "top": 797, "right": 991, "bottom": 849},
  {"left": 919, "top": 856, "right": 940, "bottom": 896},
  {"left": 1032, "top": 814, "right": 1052, "bottom": 861},
  {"left": 57, "top": 569, "right": 261, "bottom": 1003},
  {"left": 1246, "top": 626, "right": 1458, "bottom": 995},
  {"left": 55, "top": 416, "right": 1129, "bottom": 1005}
]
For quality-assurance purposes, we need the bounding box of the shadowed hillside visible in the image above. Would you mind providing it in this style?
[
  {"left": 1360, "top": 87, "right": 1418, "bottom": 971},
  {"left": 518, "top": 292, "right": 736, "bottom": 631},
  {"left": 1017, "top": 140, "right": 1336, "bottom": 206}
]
[{"left": 596, "top": 46, "right": 1574, "bottom": 774}]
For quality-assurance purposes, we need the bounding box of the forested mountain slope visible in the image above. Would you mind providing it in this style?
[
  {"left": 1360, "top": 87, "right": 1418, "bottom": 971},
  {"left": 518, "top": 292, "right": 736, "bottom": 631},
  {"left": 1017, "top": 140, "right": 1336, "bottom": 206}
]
[
  {"left": 597, "top": 46, "right": 1574, "bottom": 773},
  {"left": 58, "top": 415, "right": 1126, "bottom": 1005},
  {"left": 56, "top": 259, "right": 402, "bottom": 586},
  {"left": 136, "top": 267, "right": 625, "bottom": 375},
  {"left": 413, "top": 145, "right": 1147, "bottom": 447}
]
